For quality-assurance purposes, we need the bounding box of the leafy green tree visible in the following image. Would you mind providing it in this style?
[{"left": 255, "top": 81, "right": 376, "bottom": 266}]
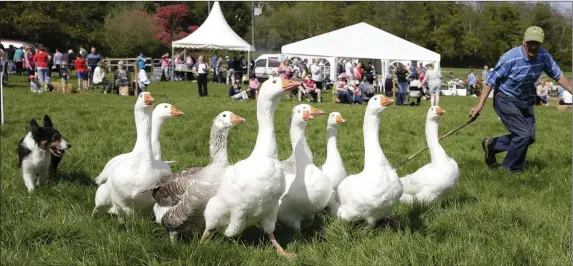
[{"left": 102, "top": 8, "right": 161, "bottom": 57}]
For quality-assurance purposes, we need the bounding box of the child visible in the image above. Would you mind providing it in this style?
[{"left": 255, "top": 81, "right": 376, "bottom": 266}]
[
  {"left": 138, "top": 68, "right": 151, "bottom": 92},
  {"left": 29, "top": 75, "right": 42, "bottom": 93},
  {"left": 229, "top": 82, "right": 249, "bottom": 100},
  {"left": 74, "top": 54, "right": 88, "bottom": 90},
  {"left": 248, "top": 74, "right": 259, "bottom": 99}
]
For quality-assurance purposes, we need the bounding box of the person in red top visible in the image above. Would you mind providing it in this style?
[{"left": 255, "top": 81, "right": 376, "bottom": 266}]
[
  {"left": 74, "top": 54, "right": 88, "bottom": 90},
  {"left": 300, "top": 74, "right": 322, "bottom": 102},
  {"left": 355, "top": 63, "right": 364, "bottom": 81},
  {"left": 33, "top": 44, "right": 51, "bottom": 88}
]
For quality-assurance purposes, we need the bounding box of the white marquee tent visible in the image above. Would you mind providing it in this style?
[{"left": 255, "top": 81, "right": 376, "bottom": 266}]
[
  {"left": 281, "top": 22, "right": 441, "bottom": 80},
  {"left": 171, "top": 1, "right": 254, "bottom": 77}
]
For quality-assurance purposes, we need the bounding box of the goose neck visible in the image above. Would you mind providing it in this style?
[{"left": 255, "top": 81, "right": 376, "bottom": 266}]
[
  {"left": 251, "top": 97, "right": 279, "bottom": 158},
  {"left": 209, "top": 124, "right": 230, "bottom": 165},
  {"left": 363, "top": 112, "right": 390, "bottom": 170},
  {"left": 151, "top": 116, "right": 166, "bottom": 161},
  {"left": 132, "top": 107, "right": 153, "bottom": 161},
  {"left": 326, "top": 126, "right": 342, "bottom": 164},
  {"left": 426, "top": 119, "right": 448, "bottom": 163}
]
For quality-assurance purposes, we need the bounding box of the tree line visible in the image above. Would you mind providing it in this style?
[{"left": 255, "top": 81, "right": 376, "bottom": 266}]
[{"left": 1, "top": 2, "right": 570, "bottom": 70}]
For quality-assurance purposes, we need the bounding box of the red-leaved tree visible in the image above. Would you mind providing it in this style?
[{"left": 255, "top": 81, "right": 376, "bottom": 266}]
[{"left": 153, "top": 4, "right": 192, "bottom": 46}]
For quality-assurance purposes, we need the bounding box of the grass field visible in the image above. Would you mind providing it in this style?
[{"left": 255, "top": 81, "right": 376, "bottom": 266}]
[{"left": 1, "top": 74, "right": 571, "bottom": 265}]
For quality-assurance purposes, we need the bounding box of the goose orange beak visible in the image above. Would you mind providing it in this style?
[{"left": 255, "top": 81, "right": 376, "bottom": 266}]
[
  {"left": 380, "top": 96, "right": 393, "bottom": 107},
  {"left": 302, "top": 111, "right": 313, "bottom": 121},
  {"left": 436, "top": 107, "right": 446, "bottom": 116},
  {"left": 231, "top": 114, "right": 246, "bottom": 124},
  {"left": 170, "top": 106, "right": 184, "bottom": 117},
  {"left": 282, "top": 79, "right": 299, "bottom": 91},
  {"left": 310, "top": 106, "right": 325, "bottom": 116},
  {"left": 336, "top": 114, "right": 345, "bottom": 124},
  {"left": 144, "top": 94, "right": 154, "bottom": 106}
]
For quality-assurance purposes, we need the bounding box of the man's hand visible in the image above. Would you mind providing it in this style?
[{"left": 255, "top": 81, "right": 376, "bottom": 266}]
[{"left": 469, "top": 104, "right": 483, "bottom": 119}]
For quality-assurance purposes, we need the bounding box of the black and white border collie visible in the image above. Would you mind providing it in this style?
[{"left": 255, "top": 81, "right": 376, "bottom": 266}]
[{"left": 18, "top": 115, "right": 71, "bottom": 193}]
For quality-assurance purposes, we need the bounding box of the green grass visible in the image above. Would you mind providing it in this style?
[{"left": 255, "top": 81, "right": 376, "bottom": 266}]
[{"left": 1, "top": 75, "right": 571, "bottom": 265}]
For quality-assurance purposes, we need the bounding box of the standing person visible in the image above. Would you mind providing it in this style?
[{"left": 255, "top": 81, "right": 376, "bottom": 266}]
[
  {"left": 137, "top": 52, "right": 146, "bottom": 71},
  {"left": 416, "top": 62, "right": 426, "bottom": 74},
  {"left": 395, "top": 63, "right": 409, "bottom": 105},
  {"left": 470, "top": 26, "right": 573, "bottom": 174},
  {"left": 23, "top": 46, "right": 35, "bottom": 83},
  {"left": 310, "top": 59, "right": 323, "bottom": 102},
  {"left": 248, "top": 74, "right": 259, "bottom": 99},
  {"left": 185, "top": 54, "right": 194, "bottom": 82},
  {"left": 160, "top": 53, "right": 171, "bottom": 81},
  {"left": 86, "top": 47, "right": 102, "bottom": 88},
  {"left": 365, "top": 61, "right": 375, "bottom": 84},
  {"left": 14, "top": 46, "right": 24, "bottom": 75},
  {"left": 467, "top": 69, "right": 477, "bottom": 95},
  {"left": 384, "top": 73, "right": 393, "bottom": 97},
  {"left": 408, "top": 63, "right": 416, "bottom": 82},
  {"left": 344, "top": 60, "right": 354, "bottom": 81},
  {"left": 53, "top": 48, "right": 63, "bottom": 79},
  {"left": 74, "top": 54, "right": 88, "bottom": 90},
  {"left": 481, "top": 65, "right": 489, "bottom": 83},
  {"left": 226, "top": 56, "right": 235, "bottom": 85},
  {"left": 211, "top": 54, "right": 218, "bottom": 83},
  {"left": 425, "top": 63, "right": 442, "bottom": 106},
  {"left": 0, "top": 44, "right": 7, "bottom": 83},
  {"left": 195, "top": 55, "right": 209, "bottom": 97},
  {"left": 33, "top": 44, "right": 50, "bottom": 91},
  {"left": 6, "top": 45, "right": 15, "bottom": 75},
  {"left": 216, "top": 57, "right": 223, "bottom": 84}
]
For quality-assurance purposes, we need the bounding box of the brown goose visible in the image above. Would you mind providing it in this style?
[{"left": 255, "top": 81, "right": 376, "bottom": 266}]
[{"left": 152, "top": 111, "right": 245, "bottom": 241}]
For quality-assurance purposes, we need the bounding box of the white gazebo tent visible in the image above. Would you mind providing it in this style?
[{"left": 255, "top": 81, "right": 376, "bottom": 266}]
[
  {"left": 281, "top": 22, "right": 441, "bottom": 81},
  {"left": 171, "top": 1, "right": 255, "bottom": 78}
]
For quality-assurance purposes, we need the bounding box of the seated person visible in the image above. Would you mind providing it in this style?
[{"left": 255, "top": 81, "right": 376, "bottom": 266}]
[
  {"left": 300, "top": 75, "right": 322, "bottom": 102},
  {"left": 229, "top": 81, "right": 249, "bottom": 100},
  {"left": 113, "top": 61, "right": 131, "bottom": 94},
  {"left": 93, "top": 61, "right": 112, "bottom": 93},
  {"left": 349, "top": 81, "right": 365, "bottom": 104},
  {"left": 358, "top": 79, "right": 374, "bottom": 99},
  {"left": 408, "top": 74, "right": 423, "bottom": 106},
  {"left": 138, "top": 68, "right": 151, "bottom": 92},
  {"left": 535, "top": 81, "right": 549, "bottom": 106},
  {"left": 334, "top": 77, "right": 351, "bottom": 104},
  {"left": 29, "top": 75, "right": 42, "bottom": 93}
]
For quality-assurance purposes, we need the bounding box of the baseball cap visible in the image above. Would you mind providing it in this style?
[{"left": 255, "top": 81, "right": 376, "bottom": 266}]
[{"left": 524, "top": 26, "right": 544, "bottom": 43}]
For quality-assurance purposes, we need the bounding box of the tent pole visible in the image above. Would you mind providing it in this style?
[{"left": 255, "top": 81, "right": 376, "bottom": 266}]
[{"left": 247, "top": 50, "right": 250, "bottom": 83}]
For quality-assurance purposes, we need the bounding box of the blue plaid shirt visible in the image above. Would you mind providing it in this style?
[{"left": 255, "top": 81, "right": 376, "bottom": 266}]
[{"left": 486, "top": 46, "right": 562, "bottom": 100}]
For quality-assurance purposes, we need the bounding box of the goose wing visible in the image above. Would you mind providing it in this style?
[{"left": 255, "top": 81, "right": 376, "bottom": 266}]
[{"left": 152, "top": 167, "right": 204, "bottom": 207}]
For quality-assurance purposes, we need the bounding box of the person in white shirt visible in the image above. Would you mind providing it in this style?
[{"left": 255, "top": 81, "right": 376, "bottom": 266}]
[
  {"left": 92, "top": 61, "right": 111, "bottom": 93},
  {"left": 425, "top": 64, "right": 442, "bottom": 106},
  {"left": 310, "top": 59, "right": 323, "bottom": 86},
  {"left": 344, "top": 60, "right": 354, "bottom": 81},
  {"left": 194, "top": 55, "right": 210, "bottom": 97}
]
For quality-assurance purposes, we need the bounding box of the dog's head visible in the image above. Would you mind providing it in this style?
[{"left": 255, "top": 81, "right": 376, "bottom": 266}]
[{"left": 29, "top": 115, "right": 71, "bottom": 157}]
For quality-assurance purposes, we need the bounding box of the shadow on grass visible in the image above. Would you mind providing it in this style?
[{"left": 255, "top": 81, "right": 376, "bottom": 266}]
[{"left": 54, "top": 170, "right": 96, "bottom": 187}]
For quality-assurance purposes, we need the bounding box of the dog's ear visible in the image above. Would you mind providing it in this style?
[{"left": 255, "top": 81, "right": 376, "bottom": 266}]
[
  {"left": 43, "top": 115, "right": 53, "bottom": 128},
  {"left": 30, "top": 119, "right": 41, "bottom": 136}
]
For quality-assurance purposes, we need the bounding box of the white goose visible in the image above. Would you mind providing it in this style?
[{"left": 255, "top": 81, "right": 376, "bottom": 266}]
[
  {"left": 319, "top": 112, "right": 347, "bottom": 189},
  {"left": 277, "top": 105, "right": 332, "bottom": 231},
  {"left": 94, "top": 103, "right": 183, "bottom": 185},
  {"left": 201, "top": 76, "right": 298, "bottom": 258},
  {"left": 280, "top": 106, "right": 324, "bottom": 175},
  {"left": 108, "top": 92, "right": 174, "bottom": 219},
  {"left": 330, "top": 95, "right": 403, "bottom": 227},
  {"left": 92, "top": 102, "right": 183, "bottom": 215},
  {"left": 152, "top": 111, "right": 245, "bottom": 241},
  {"left": 400, "top": 106, "right": 459, "bottom": 203}
]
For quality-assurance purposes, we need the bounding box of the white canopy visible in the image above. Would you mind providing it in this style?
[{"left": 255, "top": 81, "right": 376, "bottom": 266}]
[
  {"left": 281, "top": 22, "right": 440, "bottom": 62},
  {"left": 172, "top": 1, "right": 254, "bottom": 51}
]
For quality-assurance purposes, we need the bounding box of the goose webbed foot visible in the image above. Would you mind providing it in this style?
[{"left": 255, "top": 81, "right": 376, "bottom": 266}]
[{"left": 268, "top": 232, "right": 296, "bottom": 259}]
